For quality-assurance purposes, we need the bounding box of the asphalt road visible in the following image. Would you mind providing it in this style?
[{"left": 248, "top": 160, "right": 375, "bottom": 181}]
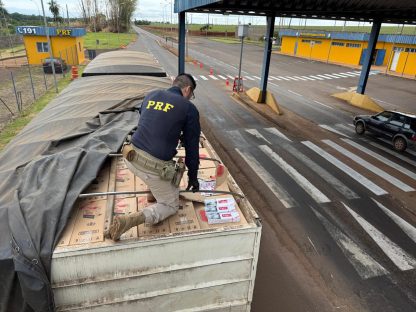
[{"left": 132, "top": 27, "right": 416, "bottom": 312}]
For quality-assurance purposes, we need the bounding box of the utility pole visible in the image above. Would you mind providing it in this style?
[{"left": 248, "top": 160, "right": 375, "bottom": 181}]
[
  {"left": 40, "top": 0, "right": 58, "bottom": 93},
  {"left": 66, "top": 4, "right": 69, "bottom": 26}
]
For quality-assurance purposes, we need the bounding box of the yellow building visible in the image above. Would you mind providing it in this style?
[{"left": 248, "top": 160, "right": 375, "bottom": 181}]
[
  {"left": 16, "top": 26, "right": 86, "bottom": 65},
  {"left": 279, "top": 29, "right": 416, "bottom": 76}
]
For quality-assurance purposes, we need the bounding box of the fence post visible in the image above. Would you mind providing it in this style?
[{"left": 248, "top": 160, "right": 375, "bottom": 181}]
[
  {"left": 59, "top": 51, "right": 65, "bottom": 77},
  {"left": 10, "top": 71, "right": 19, "bottom": 111},
  {"left": 17, "top": 91, "right": 23, "bottom": 113},
  {"left": 0, "top": 97, "right": 14, "bottom": 116},
  {"left": 71, "top": 47, "right": 75, "bottom": 66},
  {"left": 43, "top": 68, "right": 48, "bottom": 90},
  {"left": 66, "top": 48, "right": 69, "bottom": 66},
  {"left": 27, "top": 64, "right": 36, "bottom": 100}
]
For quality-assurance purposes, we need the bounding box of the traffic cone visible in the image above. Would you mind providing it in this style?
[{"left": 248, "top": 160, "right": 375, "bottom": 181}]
[
  {"left": 71, "top": 66, "right": 78, "bottom": 80},
  {"left": 225, "top": 79, "right": 229, "bottom": 86},
  {"left": 209, "top": 67, "right": 213, "bottom": 75}
]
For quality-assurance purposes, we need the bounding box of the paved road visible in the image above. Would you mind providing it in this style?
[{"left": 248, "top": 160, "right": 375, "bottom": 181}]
[{"left": 132, "top": 27, "right": 416, "bottom": 311}]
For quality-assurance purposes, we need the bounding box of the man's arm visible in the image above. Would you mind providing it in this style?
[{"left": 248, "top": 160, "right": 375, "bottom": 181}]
[{"left": 183, "top": 104, "right": 201, "bottom": 185}]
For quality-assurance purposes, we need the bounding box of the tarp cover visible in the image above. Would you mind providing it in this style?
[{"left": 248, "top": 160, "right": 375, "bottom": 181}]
[
  {"left": 0, "top": 75, "right": 171, "bottom": 312},
  {"left": 82, "top": 51, "right": 167, "bottom": 77}
]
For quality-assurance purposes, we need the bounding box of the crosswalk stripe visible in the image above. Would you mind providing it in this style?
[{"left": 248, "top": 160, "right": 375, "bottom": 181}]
[
  {"left": 342, "top": 138, "right": 416, "bottom": 181},
  {"left": 322, "top": 74, "right": 340, "bottom": 79},
  {"left": 277, "top": 76, "right": 290, "bottom": 81},
  {"left": 253, "top": 76, "right": 261, "bottom": 80},
  {"left": 301, "top": 76, "right": 315, "bottom": 81},
  {"left": 245, "top": 76, "right": 255, "bottom": 80},
  {"left": 343, "top": 202, "right": 416, "bottom": 271},
  {"left": 260, "top": 145, "right": 331, "bottom": 203},
  {"left": 312, "top": 207, "right": 388, "bottom": 279},
  {"left": 336, "top": 124, "right": 355, "bottom": 134},
  {"left": 366, "top": 140, "right": 416, "bottom": 168},
  {"left": 264, "top": 127, "right": 292, "bottom": 142},
  {"left": 270, "top": 76, "right": 281, "bottom": 80},
  {"left": 199, "top": 75, "right": 208, "bottom": 80},
  {"left": 316, "top": 74, "right": 332, "bottom": 80},
  {"left": 286, "top": 76, "right": 299, "bottom": 81},
  {"left": 340, "top": 72, "right": 357, "bottom": 77},
  {"left": 235, "top": 148, "right": 296, "bottom": 208},
  {"left": 209, "top": 75, "right": 219, "bottom": 80},
  {"left": 245, "top": 129, "right": 272, "bottom": 144},
  {"left": 373, "top": 199, "right": 416, "bottom": 243},
  {"left": 309, "top": 75, "right": 324, "bottom": 80},
  {"left": 192, "top": 76, "right": 198, "bottom": 80},
  {"left": 353, "top": 71, "right": 362, "bottom": 74},
  {"left": 217, "top": 75, "right": 227, "bottom": 80},
  {"left": 319, "top": 124, "right": 351, "bottom": 137},
  {"left": 302, "top": 141, "right": 387, "bottom": 196},
  {"left": 332, "top": 73, "right": 350, "bottom": 78},
  {"left": 323, "top": 140, "right": 415, "bottom": 192},
  {"left": 293, "top": 76, "right": 308, "bottom": 81},
  {"left": 285, "top": 144, "right": 359, "bottom": 199},
  {"left": 227, "top": 75, "right": 235, "bottom": 80}
]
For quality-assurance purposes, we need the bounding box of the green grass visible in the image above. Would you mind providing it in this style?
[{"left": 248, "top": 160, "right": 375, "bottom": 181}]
[
  {"left": 0, "top": 71, "right": 77, "bottom": 151},
  {"left": 84, "top": 32, "right": 137, "bottom": 49},
  {"left": 0, "top": 44, "right": 26, "bottom": 57}
]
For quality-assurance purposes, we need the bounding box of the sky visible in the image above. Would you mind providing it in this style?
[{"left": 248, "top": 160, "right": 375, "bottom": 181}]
[{"left": 1, "top": 0, "right": 403, "bottom": 29}]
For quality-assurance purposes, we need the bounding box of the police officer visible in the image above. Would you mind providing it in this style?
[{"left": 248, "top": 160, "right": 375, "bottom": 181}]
[{"left": 107, "top": 73, "right": 200, "bottom": 241}]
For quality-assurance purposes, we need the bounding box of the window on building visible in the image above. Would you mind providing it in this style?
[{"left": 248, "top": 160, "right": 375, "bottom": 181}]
[
  {"left": 302, "top": 39, "right": 311, "bottom": 43},
  {"left": 331, "top": 42, "right": 345, "bottom": 46},
  {"left": 393, "top": 47, "right": 404, "bottom": 52},
  {"left": 346, "top": 43, "right": 361, "bottom": 48},
  {"left": 36, "top": 42, "right": 49, "bottom": 52},
  {"left": 313, "top": 40, "right": 322, "bottom": 44},
  {"left": 405, "top": 48, "right": 416, "bottom": 53}
]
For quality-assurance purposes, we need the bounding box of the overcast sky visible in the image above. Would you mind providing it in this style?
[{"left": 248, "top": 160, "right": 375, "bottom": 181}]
[{"left": 1, "top": 0, "right": 399, "bottom": 28}]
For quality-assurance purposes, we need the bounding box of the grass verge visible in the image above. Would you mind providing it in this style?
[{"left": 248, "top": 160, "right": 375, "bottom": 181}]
[
  {"left": 84, "top": 32, "right": 137, "bottom": 49},
  {"left": 0, "top": 72, "right": 76, "bottom": 151}
]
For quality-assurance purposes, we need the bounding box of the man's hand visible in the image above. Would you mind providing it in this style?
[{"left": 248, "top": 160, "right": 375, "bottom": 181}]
[{"left": 186, "top": 178, "right": 199, "bottom": 193}]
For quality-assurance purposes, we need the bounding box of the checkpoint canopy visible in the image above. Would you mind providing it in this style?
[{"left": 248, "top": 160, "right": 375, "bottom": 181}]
[
  {"left": 82, "top": 50, "right": 167, "bottom": 77},
  {"left": 0, "top": 73, "right": 171, "bottom": 311},
  {"left": 174, "top": 0, "right": 416, "bottom": 99}
]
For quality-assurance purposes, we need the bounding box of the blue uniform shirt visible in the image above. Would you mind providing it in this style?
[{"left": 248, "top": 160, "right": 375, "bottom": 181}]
[{"left": 131, "top": 86, "right": 201, "bottom": 181}]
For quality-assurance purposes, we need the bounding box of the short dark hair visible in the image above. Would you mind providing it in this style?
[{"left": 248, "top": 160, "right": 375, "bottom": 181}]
[{"left": 173, "top": 73, "right": 196, "bottom": 90}]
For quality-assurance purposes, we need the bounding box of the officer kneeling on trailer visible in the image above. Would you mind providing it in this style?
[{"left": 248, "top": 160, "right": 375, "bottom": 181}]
[{"left": 106, "top": 73, "right": 200, "bottom": 241}]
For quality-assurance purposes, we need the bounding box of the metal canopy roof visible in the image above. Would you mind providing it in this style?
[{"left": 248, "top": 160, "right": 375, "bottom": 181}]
[{"left": 175, "top": 0, "right": 416, "bottom": 24}]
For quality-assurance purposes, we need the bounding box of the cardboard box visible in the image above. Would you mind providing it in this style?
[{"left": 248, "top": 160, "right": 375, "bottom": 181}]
[
  {"left": 57, "top": 208, "right": 78, "bottom": 247},
  {"left": 137, "top": 196, "right": 171, "bottom": 236},
  {"left": 206, "top": 211, "right": 240, "bottom": 224},
  {"left": 69, "top": 199, "right": 107, "bottom": 245},
  {"left": 116, "top": 156, "right": 128, "bottom": 170},
  {"left": 115, "top": 167, "right": 136, "bottom": 198},
  {"left": 168, "top": 200, "right": 200, "bottom": 233},
  {"left": 82, "top": 164, "right": 110, "bottom": 201}
]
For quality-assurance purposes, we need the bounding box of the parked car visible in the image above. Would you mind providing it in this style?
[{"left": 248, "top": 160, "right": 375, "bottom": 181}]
[
  {"left": 354, "top": 110, "right": 416, "bottom": 152},
  {"left": 42, "top": 58, "right": 68, "bottom": 74}
]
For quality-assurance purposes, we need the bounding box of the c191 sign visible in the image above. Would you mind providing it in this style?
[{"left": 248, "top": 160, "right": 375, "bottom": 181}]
[{"left": 16, "top": 26, "right": 37, "bottom": 35}]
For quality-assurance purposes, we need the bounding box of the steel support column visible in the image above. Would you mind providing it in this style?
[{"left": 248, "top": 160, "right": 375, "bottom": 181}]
[
  {"left": 357, "top": 20, "right": 381, "bottom": 94},
  {"left": 178, "top": 11, "right": 186, "bottom": 75},
  {"left": 260, "top": 15, "right": 275, "bottom": 103}
]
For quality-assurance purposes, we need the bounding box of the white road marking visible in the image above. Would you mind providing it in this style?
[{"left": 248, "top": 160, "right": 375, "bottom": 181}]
[
  {"left": 366, "top": 140, "right": 416, "bottom": 168},
  {"left": 244, "top": 76, "right": 255, "bottom": 80},
  {"left": 235, "top": 148, "right": 296, "bottom": 209},
  {"left": 268, "top": 82, "right": 280, "bottom": 88},
  {"left": 332, "top": 73, "right": 350, "bottom": 78},
  {"left": 287, "top": 90, "right": 303, "bottom": 97},
  {"left": 270, "top": 76, "right": 281, "bottom": 80},
  {"left": 227, "top": 75, "right": 235, "bottom": 80},
  {"left": 264, "top": 127, "right": 292, "bottom": 142},
  {"left": 209, "top": 75, "right": 219, "bottom": 80},
  {"left": 343, "top": 202, "right": 416, "bottom": 271},
  {"left": 319, "top": 124, "right": 350, "bottom": 137},
  {"left": 301, "top": 76, "right": 315, "bottom": 81},
  {"left": 286, "top": 145, "right": 359, "bottom": 199},
  {"left": 245, "top": 129, "right": 272, "bottom": 144},
  {"left": 312, "top": 208, "right": 388, "bottom": 279},
  {"left": 316, "top": 74, "right": 332, "bottom": 80},
  {"left": 253, "top": 76, "right": 261, "bottom": 80},
  {"left": 278, "top": 76, "right": 291, "bottom": 81},
  {"left": 286, "top": 76, "right": 300, "bottom": 81},
  {"left": 260, "top": 145, "right": 331, "bottom": 203},
  {"left": 313, "top": 101, "right": 335, "bottom": 110},
  {"left": 199, "top": 75, "right": 208, "bottom": 80},
  {"left": 323, "top": 140, "right": 415, "bottom": 192},
  {"left": 322, "top": 74, "right": 340, "bottom": 79},
  {"left": 302, "top": 141, "right": 387, "bottom": 195},
  {"left": 217, "top": 75, "right": 227, "bottom": 80},
  {"left": 372, "top": 199, "right": 416, "bottom": 243},
  {"left": 293, "top": 76, "right": 308, "bottom": 81},
  {"left": 309, "top": 75, "right": 325, "bottom": 80},
  {"left": 336, "top": 124, "right": 355, "bottom": 134},
  {"left": 342, "top": 138, "right": 416, "bottom": 181},
  {"left": 340, "top": 72, "right": 357, "bottom": 77},
  {"left": 192, "top": 76, "right": 198, "bottom": 81},
  {"left": 353, "top": 71, "right": 362, "bottom": 74}
]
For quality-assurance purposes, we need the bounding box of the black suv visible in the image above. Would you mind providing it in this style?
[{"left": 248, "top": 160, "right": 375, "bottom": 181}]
[
  {"left": 354, "top": 111, "right": 416, "bottom": 152},
  {"left": 42, "top": 58, "right": 68, "bottom": 74}
]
